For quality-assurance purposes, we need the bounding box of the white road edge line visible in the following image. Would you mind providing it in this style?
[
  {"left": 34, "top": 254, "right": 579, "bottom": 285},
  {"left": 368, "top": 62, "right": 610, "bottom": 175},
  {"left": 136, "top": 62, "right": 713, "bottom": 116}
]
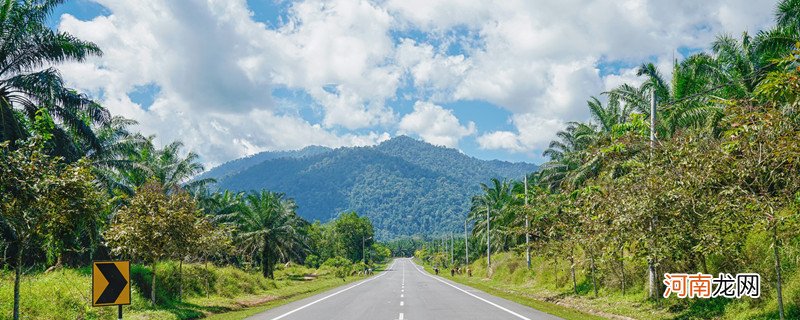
[
  {"left": 402, "top": 259, "right": 405, "bottom": 286},
  {"left": 411, "top": 261, "right": 531, "bottom": 320},
  {"left": 269, "top": 260, "right": 396, "bottom": 320}
]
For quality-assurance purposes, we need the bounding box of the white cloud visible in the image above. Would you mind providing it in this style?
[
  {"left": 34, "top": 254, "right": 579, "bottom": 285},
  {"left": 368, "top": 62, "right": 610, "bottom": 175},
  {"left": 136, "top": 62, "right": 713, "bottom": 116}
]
[
  {"left": 398, "top": 101, "right": 476, "bottom": 147},
  {"left": 265, "top": 0, "right": 401, "bottom": 129},
  {"left": 54, "top": 0, "right": 779, "bottom": 163},
  {"left": 477, "top": 114, "right": 564, "bottom": 155},
  {"left": 476, "top": 131, "right": 524, "bottom": 152},
  {"left": 56, "top": 0, "right": 401, "bottom": 165}
]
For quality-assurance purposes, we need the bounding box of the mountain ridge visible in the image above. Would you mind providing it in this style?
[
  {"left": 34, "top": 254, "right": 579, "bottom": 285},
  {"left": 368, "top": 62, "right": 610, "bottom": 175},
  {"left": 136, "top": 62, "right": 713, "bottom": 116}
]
[{"left": 204, "top": 136, "right": 537, "bottom": 239}]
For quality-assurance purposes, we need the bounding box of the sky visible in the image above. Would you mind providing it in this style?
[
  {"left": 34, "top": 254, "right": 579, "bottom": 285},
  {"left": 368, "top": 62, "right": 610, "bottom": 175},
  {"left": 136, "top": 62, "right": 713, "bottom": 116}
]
[{"left": 50, "top": 0, "right": 778, "bottom": 166}]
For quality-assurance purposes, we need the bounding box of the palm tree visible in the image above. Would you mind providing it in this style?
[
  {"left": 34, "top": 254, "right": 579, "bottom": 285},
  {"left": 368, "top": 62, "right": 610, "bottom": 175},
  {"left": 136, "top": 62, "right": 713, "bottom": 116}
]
[
  {"left": 0, "top": 0, "right": 108, "bottom": 160},
  {"left": 776, "top": 0, "right": 800, "bottom": 31},
  {"left": 587, "top": 96, "right": 631, "bottom": 133},
  {"left": 468, "top": 178, "right": 517, "bottom": 252},
  {"left": 220, "top": 191, "right": 307, "bottom": 278},
  {"left": 81, "top": 116, "right": 148, "bottom": 195},
  {"left": 119, "top": 139, "right": 214, "bottom": 194},
  {"left": 539, "top": 122, "right": 597, "bottom": 190}
]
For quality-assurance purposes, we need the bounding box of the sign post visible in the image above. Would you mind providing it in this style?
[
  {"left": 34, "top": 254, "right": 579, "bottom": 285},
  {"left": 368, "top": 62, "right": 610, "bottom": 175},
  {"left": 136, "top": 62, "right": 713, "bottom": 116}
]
[{"left": 92, "top": 261, "right": 131, "bottom": 319}]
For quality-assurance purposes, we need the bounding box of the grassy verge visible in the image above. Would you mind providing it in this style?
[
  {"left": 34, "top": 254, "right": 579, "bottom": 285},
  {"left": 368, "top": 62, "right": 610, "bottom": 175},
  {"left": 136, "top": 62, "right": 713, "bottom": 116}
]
[
  {"left": 415, "top": 259, "right": 606, "bottom": 320},
  {"left": 202, "top": 275, "right": 361, "bottom": 320},
  {"left": 418, "top": 251, "right": 800, "bottom": 320},
  {"left": 0, "top": 261, "right": 384, "bottom": 320},
  {"left": 206, "top": 262, "right": 387, "bottom": 320}
]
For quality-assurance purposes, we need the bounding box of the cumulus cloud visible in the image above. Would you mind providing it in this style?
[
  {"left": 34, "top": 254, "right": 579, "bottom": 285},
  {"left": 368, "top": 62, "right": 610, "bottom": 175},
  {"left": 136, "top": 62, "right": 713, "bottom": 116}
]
[
  {"left": 398, "top": 101, "right": 476, "bottom": 148},
  {"left": 477, "top": 114, "right": 564, "bottom": 155},
  {"left": 53, "top": 0, "right": 778, "bottom": 164},
  {"left": 56, "top": 0, "right": 400, "bottom": 165}
]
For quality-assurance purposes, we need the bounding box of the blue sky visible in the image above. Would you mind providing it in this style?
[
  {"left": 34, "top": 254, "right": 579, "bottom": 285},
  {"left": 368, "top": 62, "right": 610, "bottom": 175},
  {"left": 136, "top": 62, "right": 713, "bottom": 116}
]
[{"left": 52, "top": 0, "right": 777, "bottom": 166}]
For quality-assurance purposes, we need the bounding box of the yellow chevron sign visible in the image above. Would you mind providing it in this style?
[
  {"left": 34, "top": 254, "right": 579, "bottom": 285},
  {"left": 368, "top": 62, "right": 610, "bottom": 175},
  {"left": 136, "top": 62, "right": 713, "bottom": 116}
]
[{"left": 92, "top": 261, "right": 131, "bottom": 306}]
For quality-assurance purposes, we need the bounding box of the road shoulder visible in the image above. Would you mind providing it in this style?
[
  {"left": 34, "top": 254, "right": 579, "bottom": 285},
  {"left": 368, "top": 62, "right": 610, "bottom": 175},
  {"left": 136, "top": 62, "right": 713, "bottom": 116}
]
[{"left": 413, "top": 260, "right": 607, "bottom": 320}]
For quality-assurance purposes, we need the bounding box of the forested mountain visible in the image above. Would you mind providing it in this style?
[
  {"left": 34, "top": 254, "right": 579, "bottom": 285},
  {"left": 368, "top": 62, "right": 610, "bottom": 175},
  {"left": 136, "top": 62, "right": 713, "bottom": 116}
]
[
  {"left": 195, "top": 145, "right": 332, "bottom": 181},
  {"left": 204, "top": 136, "right": 537, "bottom": 239}
]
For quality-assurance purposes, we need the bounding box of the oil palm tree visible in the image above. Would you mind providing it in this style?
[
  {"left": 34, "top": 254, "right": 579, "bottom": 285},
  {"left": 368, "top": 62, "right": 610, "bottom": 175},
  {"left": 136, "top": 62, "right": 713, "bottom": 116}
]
[
  {"left": 119, "top": 139, "right": 213, "bottom": 194},
  {"left": 468, "top": 178, "right": 517, "bottom": 252},
  {"left": 539, "top": 122, "right": 597, "bottom": 190},
  {"left": 81, "top": 116, "right": 148, "bottom": 195},
  {"left": 0, "top": 0, "right": 108, "bottom": 160},
  {"left": 220, "top": 191, "right": 307, "bottom": 278},
  {"left": 587, "top": 96, "right": 631, "bottom": 133}
]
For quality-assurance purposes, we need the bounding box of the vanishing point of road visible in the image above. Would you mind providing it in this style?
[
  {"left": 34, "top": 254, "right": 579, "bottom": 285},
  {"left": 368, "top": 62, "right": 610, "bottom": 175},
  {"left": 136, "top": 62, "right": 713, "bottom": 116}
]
[{"left": 247, "top": 258, "right": 562, "bottom": 320}]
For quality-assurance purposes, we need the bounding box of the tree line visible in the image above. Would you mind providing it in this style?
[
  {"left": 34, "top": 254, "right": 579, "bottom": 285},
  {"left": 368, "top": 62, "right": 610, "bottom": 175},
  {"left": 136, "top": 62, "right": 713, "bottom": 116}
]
[
  {"left": 421, "top": 2, "right": 800, "bottom": 319},
  {"left": 0, "top": 2, "right": 385, "bottom": 319}
]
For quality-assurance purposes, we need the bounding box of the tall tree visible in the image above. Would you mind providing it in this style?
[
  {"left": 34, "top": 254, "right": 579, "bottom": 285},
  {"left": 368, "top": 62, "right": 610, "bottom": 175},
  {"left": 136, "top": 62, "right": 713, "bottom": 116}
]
[
  {"left": 0, "top": 0, "right": 108, "bottom": 161},
  {"left": 0, "top": 139, "right": 103, "bottom": 319},
  {"left": 221, "top": 191, "right": 307, "bottom": 278},
  {"left": 105, "top": 180, "right": 203, "bottom": 306}
]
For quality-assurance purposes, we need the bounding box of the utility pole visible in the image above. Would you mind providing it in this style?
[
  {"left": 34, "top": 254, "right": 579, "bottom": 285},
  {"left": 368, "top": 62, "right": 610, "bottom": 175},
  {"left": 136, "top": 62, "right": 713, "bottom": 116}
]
[
  {"left": 362, "top": 236, "right": 372, "bottom": 265},
  {"left": 487, "top": 205, "right": 491, "bottom": 268},
  {"left": 524, "top": 175, "right": 531, "bottom": 269},
  {"left": 464, "top": 219, "right": 469, "bottom": 266},
  {"left": 451, "top": 233, "right": 454, "bottom": 266},
  {"left": 650, "top": 89, "right": 656, "bottom": 149},
  {"left": 647, "top": 88, "right": 657, "bottom": 300}
]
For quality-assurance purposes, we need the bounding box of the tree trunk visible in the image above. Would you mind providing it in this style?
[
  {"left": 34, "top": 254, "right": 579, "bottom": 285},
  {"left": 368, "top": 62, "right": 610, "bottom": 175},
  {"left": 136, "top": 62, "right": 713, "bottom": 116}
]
[
  {"left": 261, "top": 239, "right": 273, "bottom": 279},
  {"left": 773, "top": 227, "right": 785, "bottom": 320},
  {"left": 205, "top": 260, "right": 210, "bottom": 298},
  {"left": 620, "top": 249, "right": 626, "bottom": 295},
  {"left": 151, "top": 263, "right": 157, "bottom": 306},
  {"left": 589, "top": 252, "right": 598, "bottom": 297},
  {"left": 570, "top": 248, "right": 577, "bottom": 295},
  {"left": 699, "top": 253, "right": 709, "bottom": 275},
  {"left": 13, "top": 245, "right": 22, "bottom": 320},
  {"left": 179, "top": 260, "right": 183, "bottom": 302},
  {"left": 553, "top": 256, "right": 558, "bottom": 285},
  {"left": 648, "top": 257, "right": 656, "bottom": 300}
]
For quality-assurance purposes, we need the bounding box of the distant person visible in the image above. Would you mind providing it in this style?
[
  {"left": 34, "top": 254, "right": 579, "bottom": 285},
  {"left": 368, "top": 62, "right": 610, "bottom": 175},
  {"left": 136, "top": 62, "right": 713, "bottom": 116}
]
[
  {"left": 434, "top": 267, "right": 439, "bottom": 275},
  {"left": 450, "top": 268, "right": 455, "bottom": 277},
  {"left": 467, "top": 268, "right": 472, "bottom": 277}
]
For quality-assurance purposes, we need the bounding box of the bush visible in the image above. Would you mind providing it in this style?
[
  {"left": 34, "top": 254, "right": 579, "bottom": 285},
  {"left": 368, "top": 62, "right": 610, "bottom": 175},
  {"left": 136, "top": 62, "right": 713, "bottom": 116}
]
[
  {"left": 321, "top": 257, "right": 352, "bottom": 281},
  {"left": 305, "top": 254, "right": 321, "bottom": 268}
]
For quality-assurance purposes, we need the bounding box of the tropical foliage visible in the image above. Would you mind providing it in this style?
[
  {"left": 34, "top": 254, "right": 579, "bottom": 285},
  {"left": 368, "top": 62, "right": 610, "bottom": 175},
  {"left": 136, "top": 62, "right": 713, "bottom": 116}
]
[
  {"left": 0, "top": 2, "right": 386, "bottom": 319},
  {"left": 418, "top": 3, "right": 800, "bottom": 319}
]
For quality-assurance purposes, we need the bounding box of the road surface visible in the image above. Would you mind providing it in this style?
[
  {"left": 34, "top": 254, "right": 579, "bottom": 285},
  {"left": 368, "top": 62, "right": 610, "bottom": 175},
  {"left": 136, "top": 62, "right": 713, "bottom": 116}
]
[{"left": 247, "top": 258, "right": 563, "bottom": 320}]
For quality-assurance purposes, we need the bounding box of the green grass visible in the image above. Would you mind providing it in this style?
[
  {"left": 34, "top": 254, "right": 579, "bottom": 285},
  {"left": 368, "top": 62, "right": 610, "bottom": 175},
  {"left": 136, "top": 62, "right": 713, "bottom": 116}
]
[
  {"left": 204, "top": 276, "right": 357, "bottom": 320},
  {"left": 207, "top": 261, "right": 387, "bottom": 320},
  {"left": 0, "top": 261, "right": 382, "bottom": 320},
  {"left": 419, "top": 251, "right": 800, "bottom": 320},
  {"left": 416, "top": 259, "right": 605, "bottom": 320}
]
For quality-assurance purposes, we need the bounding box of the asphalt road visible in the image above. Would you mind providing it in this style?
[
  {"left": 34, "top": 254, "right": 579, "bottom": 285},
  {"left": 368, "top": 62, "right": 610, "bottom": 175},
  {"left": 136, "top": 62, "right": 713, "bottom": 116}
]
[{"left": 247, "top": 258, "right": 563, "bottom": 320}]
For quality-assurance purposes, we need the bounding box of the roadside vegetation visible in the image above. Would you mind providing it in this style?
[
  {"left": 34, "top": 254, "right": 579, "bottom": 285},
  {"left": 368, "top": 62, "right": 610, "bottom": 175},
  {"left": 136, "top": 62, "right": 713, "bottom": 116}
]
[
  {"left": 0, "top": 1, "right": 389, "bottom": 319},
  {"left": 416, "top": 2, "right": 800, "bottom": 319}
]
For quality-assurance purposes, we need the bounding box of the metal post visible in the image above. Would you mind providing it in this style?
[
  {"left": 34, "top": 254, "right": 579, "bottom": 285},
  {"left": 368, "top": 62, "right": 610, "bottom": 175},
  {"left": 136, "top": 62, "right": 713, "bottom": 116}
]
[
  {"left": 487, "top": 205, "right": 491, "bottom": 268},
  {"left": 464, "top": 219, "right": 469, "bottom": 266},
  {"left": 650, "top": 89, "right": 656, "bottom": 148},
  {"left": 363, "top": 236, "right": 371, "bottom": 265},
  {"left": 450, "top": 233, "right": 454, "bottom": 266},
  {"left": 524, "top": 175, "right": 531, "bottom": 269},
  {"left": 648, "top": 88, "right": 657, "bottom": 300},
  {"left": 118, "top": 305, "right": 122, "bottom": 320}
]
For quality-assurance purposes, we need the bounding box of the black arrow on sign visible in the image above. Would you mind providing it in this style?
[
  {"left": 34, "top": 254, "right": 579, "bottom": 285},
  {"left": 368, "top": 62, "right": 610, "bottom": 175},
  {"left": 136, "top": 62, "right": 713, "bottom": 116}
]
[{"left": 96, "top": 263, "right": 127, "bottom": 304}]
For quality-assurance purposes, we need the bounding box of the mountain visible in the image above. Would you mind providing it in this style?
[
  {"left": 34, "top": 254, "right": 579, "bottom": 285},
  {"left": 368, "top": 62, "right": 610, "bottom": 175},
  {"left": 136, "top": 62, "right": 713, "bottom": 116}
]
[
  {"left": 204, "top": 136, "right": 537, "bottom": 239},
  {"left": 196, "top": 145, "right": 332, "bottom": 181}
]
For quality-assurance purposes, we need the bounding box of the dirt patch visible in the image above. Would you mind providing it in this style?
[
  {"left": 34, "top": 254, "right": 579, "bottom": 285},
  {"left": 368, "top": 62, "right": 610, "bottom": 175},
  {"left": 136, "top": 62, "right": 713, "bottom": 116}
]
[{"left": 238, "top": 295, "right": 279, "bottom": 307}]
